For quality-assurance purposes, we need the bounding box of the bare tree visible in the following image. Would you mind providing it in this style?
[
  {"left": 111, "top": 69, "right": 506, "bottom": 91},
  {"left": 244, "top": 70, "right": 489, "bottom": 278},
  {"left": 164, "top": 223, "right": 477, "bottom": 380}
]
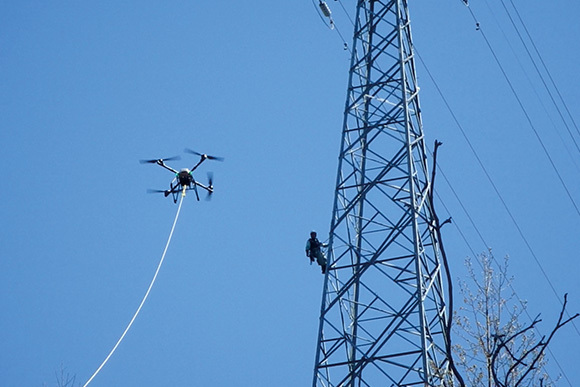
[
  {"left": 43, "top": 364, "right": 78, "bottom": 387},
  {"left": 491, "top": 292, "right": 577, "bottom": 387},
  {"left": 430, "top": 141, "right": 578, "bottom": 386},
  {"left": 453, "top": 253, "right": 578, "bottom": 386}
]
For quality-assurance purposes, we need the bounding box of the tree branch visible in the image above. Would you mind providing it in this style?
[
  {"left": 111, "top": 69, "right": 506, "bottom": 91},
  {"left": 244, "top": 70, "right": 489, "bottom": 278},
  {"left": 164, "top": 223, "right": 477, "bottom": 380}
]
[
  {"left": 515, "top": 293, "right": 578, "bottom": 386},
  {"left": 490, "top": 294, "right": 579, "bottom": 386},
  {"left": 429, "top": 140, "right": 466, "bottom": 387}
]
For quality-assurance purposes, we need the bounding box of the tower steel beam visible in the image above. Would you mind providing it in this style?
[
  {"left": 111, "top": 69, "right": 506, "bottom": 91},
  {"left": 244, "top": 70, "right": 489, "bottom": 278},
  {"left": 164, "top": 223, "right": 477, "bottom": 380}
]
[{"left": 313, "top": 1, "right": 451, "bottom": 386}]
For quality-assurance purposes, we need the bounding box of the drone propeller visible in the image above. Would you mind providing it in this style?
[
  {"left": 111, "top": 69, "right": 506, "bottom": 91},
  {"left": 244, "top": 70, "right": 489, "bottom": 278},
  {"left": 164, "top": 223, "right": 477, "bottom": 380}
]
[
  {"left": 139, "top": 156, "right": 181, "bottom": 164},
  {"left": 206, "top": 172, "right": 214, "bottom": 201},
  {"left": 147, "top": 189, "right": 172, "bottom": 197},
  {"left": 184, "top": 148, "right": 224, "bottom": 162}
]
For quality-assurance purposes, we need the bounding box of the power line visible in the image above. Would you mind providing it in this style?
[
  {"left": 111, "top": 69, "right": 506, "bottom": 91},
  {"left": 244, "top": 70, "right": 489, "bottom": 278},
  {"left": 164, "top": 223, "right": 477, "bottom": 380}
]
[
  {"left": 433, "top": 150, "right": 571, "bottom": 386},
  {"left": 507, "top": 0, "right": 580, "bottom": 141},
  {"left": 490, "top": 0, "right": 580, "bottom": 170},
  {"left": 316, "top": 1, "right": 579, "bottom": 382},
  {"left": 464, "top": 5, "right": 580, "bottom": 218},
  {"left": 416, "top": 38, "right": 576, "bottom": 387},
  {"left": 461, "top": 1, "right": 580, "bottom": 336}
]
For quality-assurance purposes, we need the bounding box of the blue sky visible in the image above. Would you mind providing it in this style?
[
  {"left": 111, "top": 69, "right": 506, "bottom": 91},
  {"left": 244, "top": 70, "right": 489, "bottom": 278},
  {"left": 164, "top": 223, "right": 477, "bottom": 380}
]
[{"left": 1, "top": 1, "right": 579, "bottom": 386}]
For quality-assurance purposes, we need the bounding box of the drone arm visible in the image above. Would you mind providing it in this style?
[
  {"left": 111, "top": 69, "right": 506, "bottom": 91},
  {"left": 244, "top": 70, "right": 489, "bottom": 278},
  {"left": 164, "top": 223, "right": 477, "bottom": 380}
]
[
  {"left": 157, "top": 160, "right": 179, "bottom": 174},
  {"left": 195, "top": 182, "right": 212, "bottom": 193},
  {"left": 188, "top": 155, "right": 207, "bottom": 173}
]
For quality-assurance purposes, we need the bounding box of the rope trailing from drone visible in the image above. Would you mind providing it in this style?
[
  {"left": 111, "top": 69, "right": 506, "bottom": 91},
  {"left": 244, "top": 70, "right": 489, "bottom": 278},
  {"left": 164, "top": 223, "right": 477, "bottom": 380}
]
[{"left": 83, "top": 195, "right": 185, "bottom": 386}]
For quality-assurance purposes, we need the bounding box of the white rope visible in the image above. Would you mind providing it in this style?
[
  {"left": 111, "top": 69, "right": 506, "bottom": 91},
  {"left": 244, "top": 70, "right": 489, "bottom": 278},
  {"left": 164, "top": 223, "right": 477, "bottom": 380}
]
[{"left": 83, "top": 195, "right": 185, "bottom": 386}]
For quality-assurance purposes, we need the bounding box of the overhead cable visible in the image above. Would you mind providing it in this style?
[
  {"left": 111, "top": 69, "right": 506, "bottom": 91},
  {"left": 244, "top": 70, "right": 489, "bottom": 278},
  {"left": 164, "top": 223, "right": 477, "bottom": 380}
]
[
  {"left": 492, "top": 0, "right": 580, "bottom": 167},
  {"left": 418, "top": 47, "right": 572, "bottom": 387},
  {"left": 464, "top": 5, "right": 580, "bottom": 218},
  {"left": 507, "top": 0, "right": 580, "bottom": 141}
]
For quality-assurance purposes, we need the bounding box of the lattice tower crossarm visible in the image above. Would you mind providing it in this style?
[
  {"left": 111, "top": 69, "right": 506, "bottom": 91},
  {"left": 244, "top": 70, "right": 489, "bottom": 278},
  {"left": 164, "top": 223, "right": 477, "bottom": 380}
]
[{"left": 312, "top": 1, "right": 452, "bottom": 386}]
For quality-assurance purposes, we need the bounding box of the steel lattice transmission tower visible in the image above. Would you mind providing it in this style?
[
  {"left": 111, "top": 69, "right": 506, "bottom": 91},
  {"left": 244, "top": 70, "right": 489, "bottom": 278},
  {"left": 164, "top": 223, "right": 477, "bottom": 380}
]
[{"left": 312, "top": 1, "right": 452, "bottom": 386}]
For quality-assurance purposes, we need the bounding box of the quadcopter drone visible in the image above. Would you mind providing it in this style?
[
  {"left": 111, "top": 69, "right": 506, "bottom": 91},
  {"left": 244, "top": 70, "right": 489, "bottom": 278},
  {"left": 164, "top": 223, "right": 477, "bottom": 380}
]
[{"left": 140, "top": 148, "right": 224, "bottom": 203}]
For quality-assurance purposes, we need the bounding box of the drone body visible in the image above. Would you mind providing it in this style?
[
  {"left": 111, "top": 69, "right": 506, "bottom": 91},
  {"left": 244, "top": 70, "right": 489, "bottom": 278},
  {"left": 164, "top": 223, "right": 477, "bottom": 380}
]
[
  {"left": 177, "top": 169, "right": 193, "bottom": 187},
  {"left": 141, "top": 149, "right": 223, "bottom": 203}
]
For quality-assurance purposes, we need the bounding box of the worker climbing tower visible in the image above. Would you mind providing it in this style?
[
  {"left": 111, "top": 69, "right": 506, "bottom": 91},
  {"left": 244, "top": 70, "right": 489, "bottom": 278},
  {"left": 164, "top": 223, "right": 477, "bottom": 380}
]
[{"left": 313, "top": 1, "right": 452, "bottom": 386}]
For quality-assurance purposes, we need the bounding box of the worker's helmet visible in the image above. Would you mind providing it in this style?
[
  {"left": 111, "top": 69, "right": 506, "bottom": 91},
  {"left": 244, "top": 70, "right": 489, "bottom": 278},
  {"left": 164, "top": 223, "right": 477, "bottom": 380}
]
[{"left": 310, "top": 230, "right": 317, "bottom": 237}]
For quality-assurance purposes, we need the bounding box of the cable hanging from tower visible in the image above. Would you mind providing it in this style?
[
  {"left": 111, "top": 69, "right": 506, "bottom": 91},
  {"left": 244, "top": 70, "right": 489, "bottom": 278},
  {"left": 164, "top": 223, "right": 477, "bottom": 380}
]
[
  {"left": 462, "top": 2, "right": 580, "bottom": 218},
  {"left": 311, "top": 0, "right": 351, "bottom": 52},
  {"left": 418, "top": 49, "right": 575, "bottom": 387},
  {"left": 417, "top": 12, "right": 579, "bottom": 382},
  {"left": 482, "top": 0, "right": 580, "bottom": 172},
  {"left": 501, "top": 0, "right": 580, "bottom": 144},
  {"left": 315, "top": 0, "right": 578, "bottom": 383}
]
